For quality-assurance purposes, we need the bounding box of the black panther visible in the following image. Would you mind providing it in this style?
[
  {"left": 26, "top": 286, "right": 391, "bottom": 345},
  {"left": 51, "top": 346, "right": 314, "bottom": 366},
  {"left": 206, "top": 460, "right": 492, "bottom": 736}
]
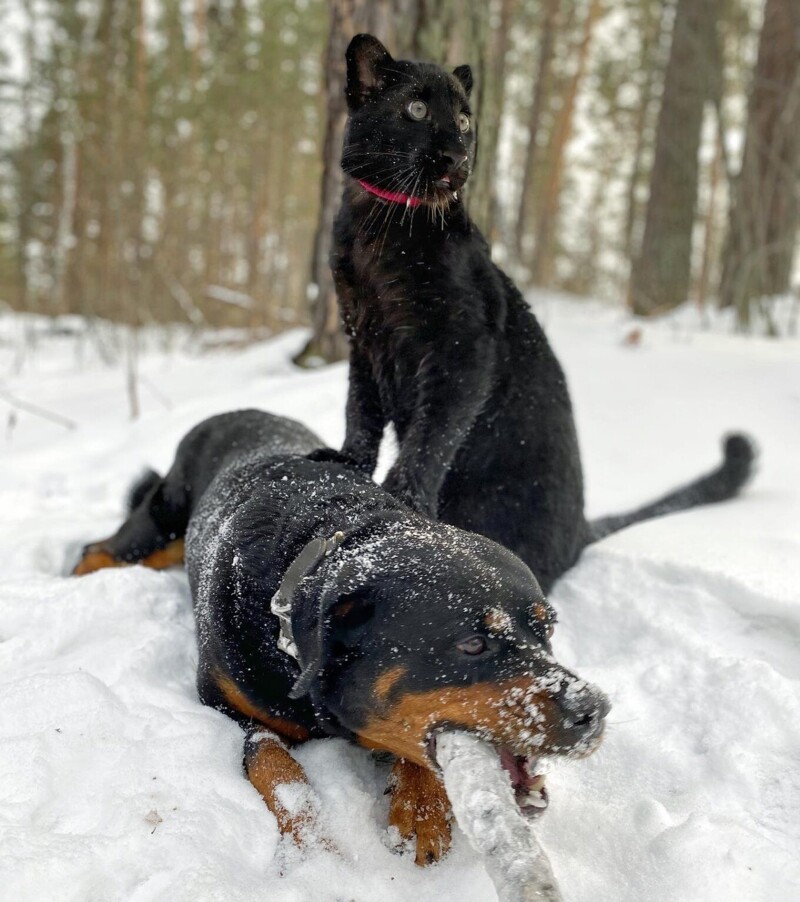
[{"left": 333, "top": 34, "right": 755, "bottom": 592}]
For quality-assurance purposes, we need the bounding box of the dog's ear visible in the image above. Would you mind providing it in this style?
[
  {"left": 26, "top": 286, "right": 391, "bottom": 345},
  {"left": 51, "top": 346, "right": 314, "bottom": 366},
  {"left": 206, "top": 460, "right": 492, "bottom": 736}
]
[
  {"left": 452, "top": 64, "right": 473, "bottom": 97},
  {"left": 290, "top": 589, "right": 377, "bottom": 700},
  {"left": 328, "top": 591, "right": 377, "bottom": 651},
  {"left": 346, "top": 34, "right": 394, "bottom": 110}
]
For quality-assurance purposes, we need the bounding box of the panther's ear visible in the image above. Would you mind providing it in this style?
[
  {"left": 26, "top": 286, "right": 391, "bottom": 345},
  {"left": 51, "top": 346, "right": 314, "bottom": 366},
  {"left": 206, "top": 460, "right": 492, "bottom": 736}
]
[
  {"left": 453, "top": 64, "right": 473, "bottom": 97},
  {"left": 346, "top": 34, "right": 394, "bottom": 109},
  {"left": 290, "top": 590, "right": 377, "bottom": 699}
]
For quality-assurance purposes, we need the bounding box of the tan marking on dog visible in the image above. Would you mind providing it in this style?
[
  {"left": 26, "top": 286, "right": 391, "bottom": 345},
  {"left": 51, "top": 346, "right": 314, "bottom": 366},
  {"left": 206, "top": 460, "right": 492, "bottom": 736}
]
[
  {"left": 357, "top": 679, "right": 558, "bottom": 768},
  {"left": 216, "top": 673, "right": 311, "bottom": 743},
  {"left": 533, "top": 602, "right": 549, "bottom": 622},
  {"left": 140, "top": 538, "right": 185, "bottom": 570},
  {"left": 245, "top": 735, "right": 314, "bottom": 843},
  {"left": 388, "top": 758, "right": 452, "bottom": 866},
  {"left": 373, "top": 666, "right": 407, "bottom": 701},
  {"left": 484, "top": 607, "right": 512, "bottom": 633},
  {"left": 72, "top": 549, "right": 123, "bottom": 576},
  {"left": 73, "top": 538, "right": 185, "bottom": 575}
]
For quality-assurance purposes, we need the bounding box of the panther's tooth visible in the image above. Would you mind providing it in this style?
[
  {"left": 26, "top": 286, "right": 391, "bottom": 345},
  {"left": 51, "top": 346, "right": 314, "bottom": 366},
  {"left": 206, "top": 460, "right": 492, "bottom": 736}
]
[{"left": 529, "top": 775, "right": 546, "bottom": 792}]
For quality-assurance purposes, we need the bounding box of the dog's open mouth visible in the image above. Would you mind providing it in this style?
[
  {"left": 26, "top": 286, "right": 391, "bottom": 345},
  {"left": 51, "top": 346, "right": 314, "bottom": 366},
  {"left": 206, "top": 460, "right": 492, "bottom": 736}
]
[
  {"left": 429, "top": 735, "right": 548, "bottom": 818},
  {"left": 498, "top": 747, "right": 548, "bottom": 817}
]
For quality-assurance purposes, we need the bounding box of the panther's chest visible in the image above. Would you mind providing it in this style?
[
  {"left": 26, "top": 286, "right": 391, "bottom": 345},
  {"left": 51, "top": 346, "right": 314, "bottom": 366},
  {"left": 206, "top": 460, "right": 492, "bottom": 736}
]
[{"left": 343, "top": 237, "right": 450, "bottom": 339}]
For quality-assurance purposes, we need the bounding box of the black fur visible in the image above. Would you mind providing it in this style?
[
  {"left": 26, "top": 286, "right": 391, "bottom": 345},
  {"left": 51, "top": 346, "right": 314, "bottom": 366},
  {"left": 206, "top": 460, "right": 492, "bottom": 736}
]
[
  {"left": 334, "top": 35, "right": 756, "bottom": 593},
  {"left": 75, "top": 409, "right": 609, "bottom": 769},
  {"left": 590, "top": 434, "right": 757, "bottom": 541},
  {"left": 83, "top": 410, "right": 321, "bottom": 565}
]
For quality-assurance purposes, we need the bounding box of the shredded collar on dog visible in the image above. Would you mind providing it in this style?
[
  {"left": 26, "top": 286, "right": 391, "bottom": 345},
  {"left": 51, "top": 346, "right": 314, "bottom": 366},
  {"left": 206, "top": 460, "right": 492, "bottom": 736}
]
[
  {"left": 270, "top": 530, "right": 345, "bottom": 662},
  {"left": 269, "top": 509, "right": 407, "bottom": 699},
  {"left": 358, "top": 179, "right": 423, "bottom": 208}
]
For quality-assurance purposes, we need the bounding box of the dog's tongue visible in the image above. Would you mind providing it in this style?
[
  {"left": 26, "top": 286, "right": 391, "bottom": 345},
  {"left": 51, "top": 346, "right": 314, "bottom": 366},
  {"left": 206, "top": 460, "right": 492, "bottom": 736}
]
[{"left": 435, "top": 732, "right": 562, "bottom": 902}]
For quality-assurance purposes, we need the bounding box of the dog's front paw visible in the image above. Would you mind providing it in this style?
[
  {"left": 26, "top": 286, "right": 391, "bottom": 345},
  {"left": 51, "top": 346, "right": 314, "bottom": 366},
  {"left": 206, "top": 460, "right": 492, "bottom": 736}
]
[{"left": 387, "top": 758, "right": 452, "bottom": 866}]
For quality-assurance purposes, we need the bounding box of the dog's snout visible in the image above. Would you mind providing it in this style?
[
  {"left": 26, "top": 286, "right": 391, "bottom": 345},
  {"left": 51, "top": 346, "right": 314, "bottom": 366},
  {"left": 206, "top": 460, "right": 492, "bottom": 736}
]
[{"left": 556, "top": 682, "right": 610, "bottom": 733}]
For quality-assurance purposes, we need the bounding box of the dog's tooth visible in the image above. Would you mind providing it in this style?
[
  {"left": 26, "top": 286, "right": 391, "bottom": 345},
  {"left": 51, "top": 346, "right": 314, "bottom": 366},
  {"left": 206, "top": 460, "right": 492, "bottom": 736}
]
[{"left": 520, "top": 790, "right": 548, "bottom": 809}]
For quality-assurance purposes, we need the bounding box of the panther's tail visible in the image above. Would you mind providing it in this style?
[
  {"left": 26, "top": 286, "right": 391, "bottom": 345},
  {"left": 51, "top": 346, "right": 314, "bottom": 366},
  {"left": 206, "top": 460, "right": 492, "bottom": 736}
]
[{"left": 589, "top": 433, "right": 757, "bottom": 543}]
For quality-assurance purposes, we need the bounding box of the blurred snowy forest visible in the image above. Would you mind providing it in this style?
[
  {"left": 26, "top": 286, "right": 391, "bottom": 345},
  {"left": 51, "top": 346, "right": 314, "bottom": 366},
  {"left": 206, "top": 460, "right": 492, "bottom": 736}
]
[{"left": 0, "top": 0, "right": 798, "bottom": 353}]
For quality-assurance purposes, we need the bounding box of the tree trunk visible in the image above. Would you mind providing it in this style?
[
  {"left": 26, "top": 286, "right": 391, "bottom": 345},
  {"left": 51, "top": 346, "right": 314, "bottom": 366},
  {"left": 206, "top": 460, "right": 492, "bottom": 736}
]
[
  {"left": 295, "top": 0, "right": 394, "bottom": 368},
  {"left": 468, "top": 0, "right": 516, "bottom": 240},
  {"left": 696, "top": 124, "right": 724, "bottom": 310},
  {"left": 622, "top": 0, "right": 668, "bottom": 262},
  {"left": 514, "top": 0, "right": 559, "bottom": 261},
  {"left": 718, "top": 0, "right": 800, "bottom": 329},
  {"left": 15, "top": 0, "right": 37, "bottom": 312},
  {"left": 628, "top": 0, "right": 719, "bottom": 316},
  {"left": 530, "top": 0, "right": 602, "bottom": 286}
]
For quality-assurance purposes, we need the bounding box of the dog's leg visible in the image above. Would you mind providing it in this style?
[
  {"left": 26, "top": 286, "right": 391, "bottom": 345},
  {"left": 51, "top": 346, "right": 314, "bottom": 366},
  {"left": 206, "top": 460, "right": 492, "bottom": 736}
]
[
  {"left": 138, "top": 537, "right": 185, "bottom": 569},
  {"left": 244, "top": 730, "right": 321, "bottom": 845},
  {"left": 73, "top": 476, "right": 187, "bottom": 575},
  {"left": 387, "top": 758, "right": 452, "bottom": 866},
  {"left": 74, "top": 537, "right": 185, "bottom": 575},
  {"left": 72, "top": 544, "right": 126, "bottom": 575}
]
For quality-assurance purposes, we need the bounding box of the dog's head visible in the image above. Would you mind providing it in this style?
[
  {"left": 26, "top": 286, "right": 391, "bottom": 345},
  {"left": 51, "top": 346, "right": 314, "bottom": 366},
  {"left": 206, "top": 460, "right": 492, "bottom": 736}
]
[
  {"left": 290, "top": 519, "right": 609, "bottom": 814},
  {"left": 341, "top": 34, "right": 475, "bottom": 208}
]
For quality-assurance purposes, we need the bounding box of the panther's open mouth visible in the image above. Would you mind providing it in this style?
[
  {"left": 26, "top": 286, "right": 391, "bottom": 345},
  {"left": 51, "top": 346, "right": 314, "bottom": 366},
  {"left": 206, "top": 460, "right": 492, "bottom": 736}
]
[
  {"left": 428, "top": 735, "right": 548, "bottom": 818},
  {"left": 431, "top": 172, "right": 468, "bottom": 201}
]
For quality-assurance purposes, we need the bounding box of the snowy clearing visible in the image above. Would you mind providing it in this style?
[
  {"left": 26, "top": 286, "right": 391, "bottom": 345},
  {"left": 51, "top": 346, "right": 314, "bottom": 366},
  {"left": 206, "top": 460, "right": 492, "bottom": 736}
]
[{"left": 0, "top": 298, "right": 798, "bottom": 902}]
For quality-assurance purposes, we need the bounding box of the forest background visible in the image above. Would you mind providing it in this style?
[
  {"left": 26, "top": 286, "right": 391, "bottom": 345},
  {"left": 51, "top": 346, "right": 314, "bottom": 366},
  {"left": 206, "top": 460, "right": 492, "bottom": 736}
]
[{"left": 0, "top": 0, "right": 798, "bottom": 373}]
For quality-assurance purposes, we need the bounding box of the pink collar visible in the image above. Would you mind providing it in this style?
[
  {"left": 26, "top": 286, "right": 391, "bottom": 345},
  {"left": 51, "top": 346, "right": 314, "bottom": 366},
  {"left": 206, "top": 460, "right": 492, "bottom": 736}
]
[{"left": 358, "top": 179, "right": 423, "bottom": 208}]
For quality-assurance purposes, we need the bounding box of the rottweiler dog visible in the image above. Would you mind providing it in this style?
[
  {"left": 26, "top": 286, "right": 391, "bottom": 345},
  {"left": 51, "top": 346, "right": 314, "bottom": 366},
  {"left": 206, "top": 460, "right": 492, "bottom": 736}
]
[{"left": 74, "top": 409, "right": 609, "bottom": 863}]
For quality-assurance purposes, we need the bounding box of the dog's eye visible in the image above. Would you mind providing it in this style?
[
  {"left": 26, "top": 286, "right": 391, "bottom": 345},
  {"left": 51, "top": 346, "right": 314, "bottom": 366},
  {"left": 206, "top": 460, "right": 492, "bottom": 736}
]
[
  {"left": 407, "top": 100, "right": 428, "bottom": 120},
  {"left": 457, "top": 635, "right": 488, "bottom": 656},
  {"left": 458, "top": 112, "right": 470, "bottom": 132}
]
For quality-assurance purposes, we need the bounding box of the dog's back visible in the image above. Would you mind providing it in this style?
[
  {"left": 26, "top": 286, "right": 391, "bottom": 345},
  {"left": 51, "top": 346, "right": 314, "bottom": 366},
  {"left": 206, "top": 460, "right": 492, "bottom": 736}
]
[{"left": 73, "top": 409, "right": 323, "bottom": 574}]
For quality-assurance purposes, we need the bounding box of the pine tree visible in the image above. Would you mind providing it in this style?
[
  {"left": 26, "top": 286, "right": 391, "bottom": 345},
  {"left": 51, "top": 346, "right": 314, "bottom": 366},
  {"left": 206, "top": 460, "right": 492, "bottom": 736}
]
[
  {"left": 719, "top": 0, "right": 800, "bottom": 331},
  {"left": 629, "top": 0, "right": 720, "bottom": 316}
]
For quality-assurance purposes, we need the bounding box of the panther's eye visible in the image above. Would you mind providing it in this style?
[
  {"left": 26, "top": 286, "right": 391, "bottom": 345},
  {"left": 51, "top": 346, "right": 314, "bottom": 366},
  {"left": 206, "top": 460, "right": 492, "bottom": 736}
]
[
  {"left": 458, "top": 112, "right": 470, "bottom": 132},
  {"left": 546, "top": 623, "right": 555, "bottom": 639},
  {"left": 457, "top": 635, "right": 488, "bottom": 656},
  {"left": 407, "top": 100, "right": 428, "bottom": 120}
]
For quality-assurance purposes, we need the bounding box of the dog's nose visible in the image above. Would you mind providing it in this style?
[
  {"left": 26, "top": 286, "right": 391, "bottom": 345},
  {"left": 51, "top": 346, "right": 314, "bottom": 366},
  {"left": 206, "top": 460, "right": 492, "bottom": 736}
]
[
  {"left": 440, "top": 149, "right": 468, "bottom": 173},
  {"left": 555, "top": 682, "right": 610, "bottom": 733}
]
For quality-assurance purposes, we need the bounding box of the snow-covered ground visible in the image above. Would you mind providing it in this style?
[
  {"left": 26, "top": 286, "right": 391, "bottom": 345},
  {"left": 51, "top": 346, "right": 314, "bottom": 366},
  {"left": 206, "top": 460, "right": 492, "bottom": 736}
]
[{"left": 1, "top": 298, "right": 798, "bottom": 902}]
